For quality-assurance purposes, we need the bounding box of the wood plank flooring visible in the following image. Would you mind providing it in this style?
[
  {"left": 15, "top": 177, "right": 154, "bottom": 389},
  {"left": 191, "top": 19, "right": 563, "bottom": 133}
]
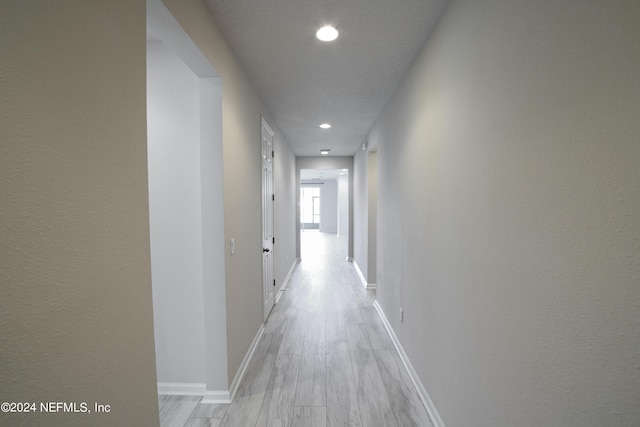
[{"left": 159, "top": 231, "right": 433, "bottom": 427}]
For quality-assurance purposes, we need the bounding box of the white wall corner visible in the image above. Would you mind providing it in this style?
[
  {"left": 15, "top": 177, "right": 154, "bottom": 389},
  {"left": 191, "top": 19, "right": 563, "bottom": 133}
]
[
  {"left": 346, "top": 256, "right": 354, "bottom": 262},
  {"left": 373, "top": 300, "right": 446, "bottom": 427},
  {"left": 228, "top": 324, "right": 265, "bottom": 402},
  {"left": 201, "top": 390, "right": 231, "bottom": 404},
  {"left": 352, "top": 259, "right": 375, "bottom": 289},
  {"left": 157, "top": 382, "right": 206, "bottom": 396},
  {"left": 276, "top": 258, "right": 299, "bottom": 303}
]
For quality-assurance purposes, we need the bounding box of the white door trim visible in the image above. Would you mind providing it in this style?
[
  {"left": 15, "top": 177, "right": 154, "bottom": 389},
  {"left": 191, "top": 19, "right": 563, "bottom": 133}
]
[{"left": 261, "top": 117, "right": 275, "bottom": 321}]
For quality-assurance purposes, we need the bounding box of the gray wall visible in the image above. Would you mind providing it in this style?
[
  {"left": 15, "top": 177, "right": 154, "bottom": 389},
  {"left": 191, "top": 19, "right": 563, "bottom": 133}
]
[
  {"left": 338, "top": 175, "right": 349, "bottom": 237},
  {"left": 353, "top": 148, "right": 369, "bottom": 280},
  {"left": 273, "top": 123, "right": 298, "bottom": 292},
  {"left": 0, "top": 0, "right": 159, "bottom": 425},
  {"left": 366, "top": 152, "right": 378, "bottom": 285},
  {"left": 320, "top": 179, "right": 338, "bottom": 233},
  {"left": 353, "top": 149, "right": 377, "bottom": 284},
  {"left": 368, "top": 0, "right": 640, "bottom": 425}
]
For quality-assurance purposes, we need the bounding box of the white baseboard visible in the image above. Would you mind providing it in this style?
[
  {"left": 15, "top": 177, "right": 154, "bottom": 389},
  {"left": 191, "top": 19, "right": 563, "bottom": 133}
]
[
  {"left": 276, "top": 258, "right": 299, "bottom": 303},
  {"left": 201, "top": 390, "right": 231, "bottom": 404},
  {"left": 373, "top": 300, "right": 445, "bottom": 427},
  {"left": 352, "top": 259, "right": 376, "bottom": 290},
  {"left": 157, "top": 384, "right": 231, "bottom": 404},
  {"left": 228, "top": 324, "right": 265, "bottom": 403},
  {"left": 157, "top": 382, "right": 206, "bottom": 396},
  {"left": 159, "top": 325, "right": 265, "bottom": 403}
]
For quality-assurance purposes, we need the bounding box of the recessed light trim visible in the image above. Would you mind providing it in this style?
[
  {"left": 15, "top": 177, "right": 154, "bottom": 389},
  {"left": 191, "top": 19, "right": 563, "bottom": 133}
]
[
  {"left": 319, "top": 123, "right": 331, "bottom": 129},
  {"left": 316, "top": 26, "right": 339, "bottom": 42}
]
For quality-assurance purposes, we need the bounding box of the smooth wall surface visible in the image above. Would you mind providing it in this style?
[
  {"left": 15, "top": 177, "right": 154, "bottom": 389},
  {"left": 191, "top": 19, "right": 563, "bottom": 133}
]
[
  {"left": 353, "top": 148, "right": 370, "bottom": 280},
  {"left": 338, "top": 175, "right": 349, "bottom": 237},
  {"left": 147, "top": 40, "right": 206, "bottom": 384},
  {"left": 0, "top": 1, "right": 159, "bottom": 425},
  {"left": 366, "top": 151, "right": 378, "bottom": 285},
  {"left": 320, "top": 179, "right": 338, "bottom": 234},
  {"left": 370, "top": 0, "right": 640, "bottom": 426},
  {"left": 162, "top": 0, "right": 297, "bottom": 383},
  {"left": 273, "top": 125, "right": 298, "bottom": 289},
  {"left": 199, "top": 77, "right": 229, "bottom": 392}
]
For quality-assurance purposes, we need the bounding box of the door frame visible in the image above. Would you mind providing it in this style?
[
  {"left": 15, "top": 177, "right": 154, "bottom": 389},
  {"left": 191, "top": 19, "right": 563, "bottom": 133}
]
[{"left": 261, "top": 117, "right": 276, "bottom": 321}]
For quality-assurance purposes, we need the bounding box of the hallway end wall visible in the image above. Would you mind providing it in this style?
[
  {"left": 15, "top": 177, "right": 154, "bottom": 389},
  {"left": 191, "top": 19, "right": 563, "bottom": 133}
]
[{"left": 371, "top": 0, "right": 640, "bottom": 426}]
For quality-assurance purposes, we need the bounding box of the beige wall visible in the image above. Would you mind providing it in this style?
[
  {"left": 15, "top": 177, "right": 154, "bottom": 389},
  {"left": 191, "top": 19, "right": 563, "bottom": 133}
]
[
  {"left": 162, "top": 0, "right": 296, "bottom": 384},
  {"left": 371, "top": 0, "right": 640, "bottom": 425},
  {"left": 0, "top": 1, "right": 159, "bottom": 425}
]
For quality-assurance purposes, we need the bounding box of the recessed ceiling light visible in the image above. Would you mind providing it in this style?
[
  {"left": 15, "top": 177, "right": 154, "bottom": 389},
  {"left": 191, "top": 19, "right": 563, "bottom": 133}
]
[
  {"left": 316, "top": 26, "right": 339, "bottom": 42},
  {"left": 319, "top": 123, "right": 331, "bottom": 129},
  {"left": 320, "top": 149, "right": 331, "bottom": 155}
]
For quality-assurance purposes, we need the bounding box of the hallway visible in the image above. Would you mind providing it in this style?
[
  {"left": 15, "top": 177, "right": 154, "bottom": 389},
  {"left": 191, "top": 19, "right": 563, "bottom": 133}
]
[{"left": 159, "top": 231, "right": 432, "bottom": 427}]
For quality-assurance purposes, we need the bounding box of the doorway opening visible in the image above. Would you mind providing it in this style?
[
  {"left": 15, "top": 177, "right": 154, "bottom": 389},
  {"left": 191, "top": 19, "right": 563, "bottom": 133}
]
[
  {"left": 300, "top": 186, "right": 321, "bottom": 230},
  {"left": 146, "top": 0, "right": 228, "bottom": 400},
  {"left": 300, "top": 169, "right": 349, "bottom": 263}
]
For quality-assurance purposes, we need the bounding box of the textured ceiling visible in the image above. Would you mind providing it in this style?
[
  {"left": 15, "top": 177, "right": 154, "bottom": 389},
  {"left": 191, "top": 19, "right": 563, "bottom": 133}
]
[{"left": 203, "top": 0, "right": 451, "bottom": 156}]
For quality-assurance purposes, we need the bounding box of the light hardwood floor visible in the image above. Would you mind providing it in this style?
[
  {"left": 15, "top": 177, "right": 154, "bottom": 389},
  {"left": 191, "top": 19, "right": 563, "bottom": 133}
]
[{"left": 159, "top": 231, "right": 433, "bottom": 427}]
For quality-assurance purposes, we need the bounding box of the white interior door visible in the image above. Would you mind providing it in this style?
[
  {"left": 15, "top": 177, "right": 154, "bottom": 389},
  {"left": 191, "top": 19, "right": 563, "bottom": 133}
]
[{"left": 261, "top": 118, "right": 275, "bottom": 321}]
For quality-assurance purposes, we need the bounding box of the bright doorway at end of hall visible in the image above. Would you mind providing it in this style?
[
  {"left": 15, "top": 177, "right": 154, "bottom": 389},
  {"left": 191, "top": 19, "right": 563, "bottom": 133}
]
[
  {"left": 300, "top": 186, "right": 321, "bottom": 230},
  {"left": 300, "top": 169, "right": 349, "bottom": 258}
]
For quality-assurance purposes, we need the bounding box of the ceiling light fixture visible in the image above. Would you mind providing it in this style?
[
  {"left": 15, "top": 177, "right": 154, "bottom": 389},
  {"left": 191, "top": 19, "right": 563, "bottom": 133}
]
[
  {"left": 320, "top": 149, "right": 331, "bottom": 155},
  {"left": 319, "top": 123, "right": 331, "bottom": 129},
  {"left": 316, "top": 26, "right": 339, "bottom": 42}
]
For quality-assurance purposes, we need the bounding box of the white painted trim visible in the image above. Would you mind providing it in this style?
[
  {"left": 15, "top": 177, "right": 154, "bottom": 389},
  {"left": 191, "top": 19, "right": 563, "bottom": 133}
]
[
  {"left": 157, "top": 382, "right": 206, "bottom": 396},
  {"left": 352, "top": 259, "right": 376, "bottom": 290},
  {"left": 346, "top": 256, "right": 354, "bottom": 262},
  {"left": 373, "top": 300, "right": 446, "bottom": 427},
  {"left": 352, "top": 260, "right": 367, "bottom": 287},
  {"left": 228, "top": 324, "right": 265, "bottom": 402},
  {"left": 201, "top": 390, "right": 231, "bottom": 404},
  {"left": 276, "top": 258, "right": 299, "bottom": 303}
]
